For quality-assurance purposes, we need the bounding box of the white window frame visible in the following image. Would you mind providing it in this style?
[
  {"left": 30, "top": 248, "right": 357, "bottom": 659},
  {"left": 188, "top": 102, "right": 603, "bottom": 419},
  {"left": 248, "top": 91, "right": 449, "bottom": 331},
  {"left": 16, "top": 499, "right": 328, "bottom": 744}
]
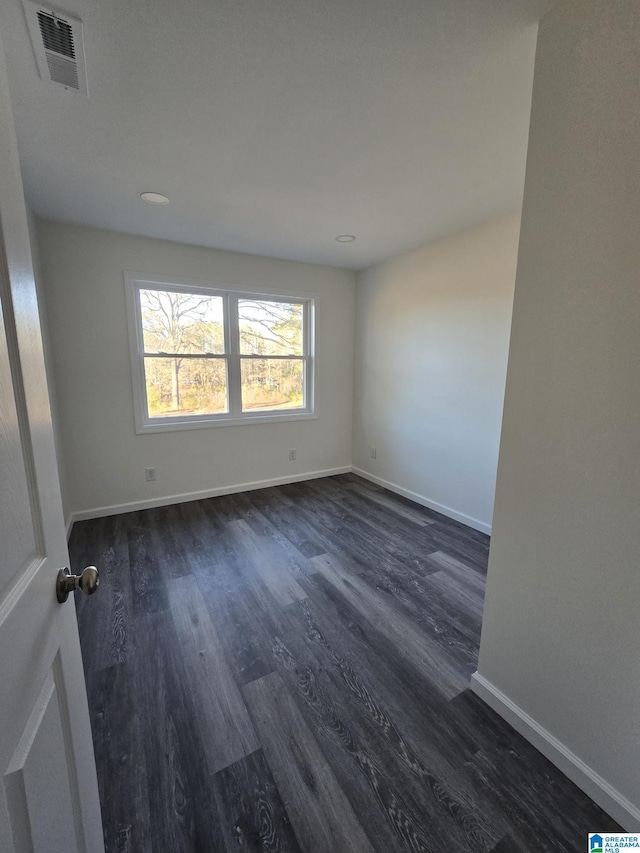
[{"left": 125, "top": 272, "right": 316, "bottom": 433}]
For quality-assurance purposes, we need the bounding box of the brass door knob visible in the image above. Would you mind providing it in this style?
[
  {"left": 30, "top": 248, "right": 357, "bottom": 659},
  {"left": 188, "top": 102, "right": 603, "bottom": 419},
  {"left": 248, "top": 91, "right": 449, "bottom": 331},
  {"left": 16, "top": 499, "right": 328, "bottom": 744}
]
[{"left": 56, "top": 566, "right": 100, "bottom": 603}]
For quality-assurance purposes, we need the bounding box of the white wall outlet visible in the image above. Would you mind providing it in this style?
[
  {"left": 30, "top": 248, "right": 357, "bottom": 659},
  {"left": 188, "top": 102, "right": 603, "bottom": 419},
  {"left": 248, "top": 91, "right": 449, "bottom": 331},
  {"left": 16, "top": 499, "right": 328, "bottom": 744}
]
[
  {"left": 289, "top": 449, "right": 297, "bottom": 461},
  {"left": 370, "top": 446, "right": 377, "bottom": 459},
  {"left": 145, "top": 467, "right": 157, "bottom": 482}
]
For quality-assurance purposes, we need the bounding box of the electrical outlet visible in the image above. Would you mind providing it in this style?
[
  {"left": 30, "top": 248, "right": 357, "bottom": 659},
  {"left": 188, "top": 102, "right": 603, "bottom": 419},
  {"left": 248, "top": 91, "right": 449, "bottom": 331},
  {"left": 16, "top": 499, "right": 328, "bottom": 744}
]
[
  {"left": 145, "top": 467, "right": 156, "bottom": 482},
  {"left": 289, "top": 449, "right": 297, "bottom": 461},
  {"left": 370, "top": 447, "right": 377, "bottom": 459}
]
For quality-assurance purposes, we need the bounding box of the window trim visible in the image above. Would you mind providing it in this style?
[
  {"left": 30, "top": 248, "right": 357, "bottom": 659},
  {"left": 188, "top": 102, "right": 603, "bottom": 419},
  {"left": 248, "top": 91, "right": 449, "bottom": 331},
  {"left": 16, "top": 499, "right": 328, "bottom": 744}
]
[{"left": 125, "top": 272, "right": 316, "bottom": 433}]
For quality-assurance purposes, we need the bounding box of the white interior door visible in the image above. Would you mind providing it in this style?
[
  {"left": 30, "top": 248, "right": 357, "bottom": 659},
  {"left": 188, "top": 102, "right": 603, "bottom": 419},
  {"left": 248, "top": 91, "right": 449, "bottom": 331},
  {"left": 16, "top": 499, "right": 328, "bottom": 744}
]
[{"left": 0, "top": 30, "right": 104, "bottom": 853}]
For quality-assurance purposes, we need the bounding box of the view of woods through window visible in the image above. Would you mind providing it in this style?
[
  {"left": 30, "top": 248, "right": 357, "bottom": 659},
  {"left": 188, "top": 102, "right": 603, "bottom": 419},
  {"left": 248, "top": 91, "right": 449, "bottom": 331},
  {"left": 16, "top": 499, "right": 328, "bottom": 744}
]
[
  {"left": 139, "top": 288, "right": 305, "bottom": 419},
  {"left": 238, "top": 298, "right": 304, "bottom": 412}
]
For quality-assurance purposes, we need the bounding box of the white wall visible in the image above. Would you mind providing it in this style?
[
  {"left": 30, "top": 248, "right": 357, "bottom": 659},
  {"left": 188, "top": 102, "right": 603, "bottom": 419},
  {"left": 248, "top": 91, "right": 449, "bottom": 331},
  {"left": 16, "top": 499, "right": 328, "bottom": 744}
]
[
  {"left": 35, "top": 221, "right": 355, "bottom": 521},
  {"left": 353, "top": 215, "right": 519, "bottom": 533},
  {"left": 475, "top": 0, "right": 640, "bottom": 827}
]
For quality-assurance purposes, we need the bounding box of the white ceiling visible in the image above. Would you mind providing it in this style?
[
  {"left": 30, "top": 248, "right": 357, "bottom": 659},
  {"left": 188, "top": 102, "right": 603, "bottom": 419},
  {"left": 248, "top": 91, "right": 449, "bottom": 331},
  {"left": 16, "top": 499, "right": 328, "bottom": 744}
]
[{"left": 1, "top": 0, "right": 544, "bottom": 269}]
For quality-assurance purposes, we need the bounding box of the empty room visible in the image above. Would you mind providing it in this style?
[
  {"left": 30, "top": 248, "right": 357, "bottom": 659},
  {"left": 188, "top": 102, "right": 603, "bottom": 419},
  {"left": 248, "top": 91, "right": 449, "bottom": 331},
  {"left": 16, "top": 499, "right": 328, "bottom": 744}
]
[{"left": 0, "top": 0, "right": 638, "bottom": 851}]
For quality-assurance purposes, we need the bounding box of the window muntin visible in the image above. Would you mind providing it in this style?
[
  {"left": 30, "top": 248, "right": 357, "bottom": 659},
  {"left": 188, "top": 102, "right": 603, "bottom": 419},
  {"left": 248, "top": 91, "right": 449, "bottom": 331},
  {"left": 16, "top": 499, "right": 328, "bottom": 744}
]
[{"left": 128, "top": 276, "right": 314, "bottom": 431}]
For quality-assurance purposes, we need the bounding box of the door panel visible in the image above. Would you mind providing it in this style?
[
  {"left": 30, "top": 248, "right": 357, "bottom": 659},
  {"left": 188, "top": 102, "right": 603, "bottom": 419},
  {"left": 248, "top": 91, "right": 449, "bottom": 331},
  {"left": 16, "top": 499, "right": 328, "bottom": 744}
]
[
  {"left": 0, "top": 24, "right": 104, "bottom": 853},
  {"left": 5, "top": 670, "right": 78, "bottom": 853},
  {"left": 0, "top": 296, "right": 37, "bottom": 595}
]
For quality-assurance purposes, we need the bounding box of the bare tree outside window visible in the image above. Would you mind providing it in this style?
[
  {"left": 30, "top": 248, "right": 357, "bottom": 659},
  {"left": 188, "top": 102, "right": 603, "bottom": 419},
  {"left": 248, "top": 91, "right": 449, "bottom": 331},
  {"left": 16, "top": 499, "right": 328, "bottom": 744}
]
[
  {"left": 140, "top": 289, "right": 227, "bottom": 416},
  {"left": 238, "top": 300, "right": 305, "bottom": 411}
]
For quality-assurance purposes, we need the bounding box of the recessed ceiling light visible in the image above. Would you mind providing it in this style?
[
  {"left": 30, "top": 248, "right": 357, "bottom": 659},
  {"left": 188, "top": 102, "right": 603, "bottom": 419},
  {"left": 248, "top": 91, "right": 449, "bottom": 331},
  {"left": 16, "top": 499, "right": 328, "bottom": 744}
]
[
  {"left": 140, "top": 192, "right": 170, "bottom": 205},
  {"left": 335, "top": 234, "right": 356, "bottom": 243}
]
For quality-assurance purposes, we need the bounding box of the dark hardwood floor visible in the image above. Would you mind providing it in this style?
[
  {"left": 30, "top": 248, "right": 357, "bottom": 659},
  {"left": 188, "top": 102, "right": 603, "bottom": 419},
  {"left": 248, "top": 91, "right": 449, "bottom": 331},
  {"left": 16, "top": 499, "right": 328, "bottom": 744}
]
[{"left": 69, "top": 474, "right": 620, "bottom": 852}]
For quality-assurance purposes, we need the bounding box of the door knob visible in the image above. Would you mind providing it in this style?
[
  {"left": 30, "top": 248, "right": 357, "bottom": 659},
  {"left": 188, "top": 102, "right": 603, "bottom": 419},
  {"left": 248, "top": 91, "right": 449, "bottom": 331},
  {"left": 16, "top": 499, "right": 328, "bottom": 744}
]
[{"left": 56, "top": 566, "right": 100, "bottom": 603}]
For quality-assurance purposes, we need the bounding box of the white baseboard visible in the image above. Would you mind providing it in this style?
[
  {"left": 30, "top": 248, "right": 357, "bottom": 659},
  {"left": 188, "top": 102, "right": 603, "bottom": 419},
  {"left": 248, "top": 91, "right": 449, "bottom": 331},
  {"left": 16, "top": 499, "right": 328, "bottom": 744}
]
[
  {"left": 471, "top": 672, "right": 640, "bottom": 830},
  {"left": 351, "top": 467, "right": 491, "bottom": 535},
  {"left": 68, "top": 466, "right": 352, "bottom": 526},
  {"left": 66, "top": 465, "right": 491, "bottom": 538}
]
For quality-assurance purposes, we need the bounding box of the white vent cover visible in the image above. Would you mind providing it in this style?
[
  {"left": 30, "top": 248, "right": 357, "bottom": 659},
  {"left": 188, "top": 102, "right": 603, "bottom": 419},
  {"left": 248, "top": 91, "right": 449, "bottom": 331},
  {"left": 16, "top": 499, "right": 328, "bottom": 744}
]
[{"left": 23, "top": 1, "right": 88, "bottom": 95}]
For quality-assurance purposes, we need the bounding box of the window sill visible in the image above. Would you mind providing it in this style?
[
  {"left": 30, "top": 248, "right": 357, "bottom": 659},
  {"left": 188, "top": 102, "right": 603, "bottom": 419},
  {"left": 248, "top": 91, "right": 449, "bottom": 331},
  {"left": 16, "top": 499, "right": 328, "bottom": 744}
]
[{"left": 135, "top": 411, "right": 318, "bottom": 434}]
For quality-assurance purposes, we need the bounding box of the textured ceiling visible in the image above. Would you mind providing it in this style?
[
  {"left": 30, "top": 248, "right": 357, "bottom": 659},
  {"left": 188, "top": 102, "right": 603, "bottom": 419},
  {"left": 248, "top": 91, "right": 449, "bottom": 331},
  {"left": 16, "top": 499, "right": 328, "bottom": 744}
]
[{"left": 1, "top": 0, "right": 545, "bottom": 269}]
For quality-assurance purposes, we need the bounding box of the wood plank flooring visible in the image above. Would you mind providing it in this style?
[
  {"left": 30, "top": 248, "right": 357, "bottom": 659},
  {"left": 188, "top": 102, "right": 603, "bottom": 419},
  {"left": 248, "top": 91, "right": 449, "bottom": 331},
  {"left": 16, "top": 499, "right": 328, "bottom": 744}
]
[{"left": 69, "top": 474, "right": 621, "bottom": 853}]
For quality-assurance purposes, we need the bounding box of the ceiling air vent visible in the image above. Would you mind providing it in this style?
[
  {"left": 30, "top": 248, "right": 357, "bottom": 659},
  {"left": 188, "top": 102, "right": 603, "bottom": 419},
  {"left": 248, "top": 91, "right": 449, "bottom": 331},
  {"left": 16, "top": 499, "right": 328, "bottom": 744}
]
[{"left": 23, "top": 1, "right": 88, "bottom": 95}]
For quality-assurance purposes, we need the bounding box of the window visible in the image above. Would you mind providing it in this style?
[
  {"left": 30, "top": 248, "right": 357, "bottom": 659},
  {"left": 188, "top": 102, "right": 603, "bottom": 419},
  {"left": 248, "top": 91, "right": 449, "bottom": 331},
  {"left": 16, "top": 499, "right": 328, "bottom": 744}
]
[{"left": 126, "top": 274, "right": 315, "bottom": 432}]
